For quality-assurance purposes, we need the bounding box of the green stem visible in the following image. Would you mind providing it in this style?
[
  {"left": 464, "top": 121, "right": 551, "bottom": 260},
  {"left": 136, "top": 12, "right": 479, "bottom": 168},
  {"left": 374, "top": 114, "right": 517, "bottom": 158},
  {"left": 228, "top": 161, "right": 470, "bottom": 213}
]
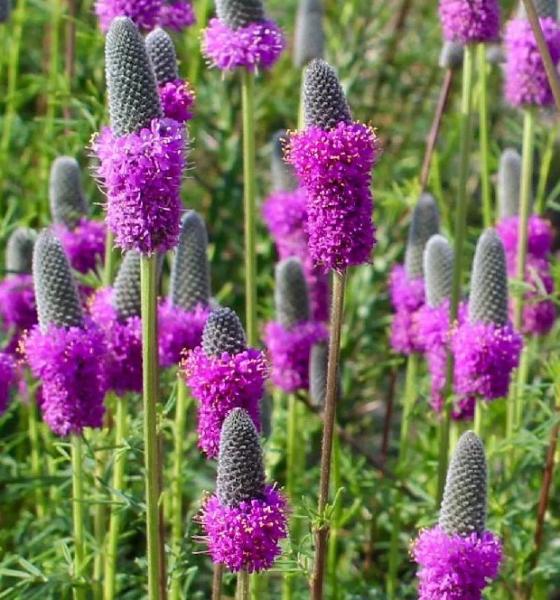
[
  {"left": 286, "top": 394, "right": 298, "bottom": 501},
  {"left": 236, "top": 571, "right": 250, "bottom": 600},
  {"left": 474, "top": 400, "right": 483, "bottom": 438},
  {"left": 241, "top": 69, "right": 258, "bottom": 347},
  {"left": 477, "top": 44, "right": 492, "bottom": 228},
  {"left": 103, "top": 395, "right": 129, "bottom": 600},
  {"left": 399, "top": 353, "right": 418, "bottom": 467},
  {"left": 298, "top": 73, "right": 305, "bottom": 130},
  {"left": 437, "top": 44, "right": 475, "bottom": 503},
  {"left": 28, "top": 394, "right": 45, "bottom": 519},
  {"left": 514, "top": 339, "right": 534, "bottom": 434},
  {"left": 535, "top": 124, "right": 557, "bottom": 215},
  {"left": 140, "top": 254, "right": 164, "bottom": 600},
  {"left": 386, "top": 505, "right": 400, "bottom": 599},
  {"left": 188, "top": 0, "right": 209, "bottom": 86},
  {"left": 72, "top": 435, "right": 86, "bottom": 600},
  {"left": 212, "top": 564, "right": 223, "bottom": 600},
  {"left": 327, "top": 433, "right": 341, "bottom": 600},
  {"left": 170, "top": 378, "right": 191, "bottom": 600},
  {"left": 513, "top": 109, "right": 536, "bottom": 331},
  {"left": 103, "top": 230, "right": 115, "bottom": 287}
]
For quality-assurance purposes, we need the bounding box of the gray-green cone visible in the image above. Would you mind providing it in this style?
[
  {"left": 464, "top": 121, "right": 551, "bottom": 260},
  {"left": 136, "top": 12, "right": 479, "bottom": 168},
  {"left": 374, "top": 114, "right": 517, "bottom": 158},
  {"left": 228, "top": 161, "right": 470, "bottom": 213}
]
[
  {"left": 49, "top": 157, "right": 89, "bottom": 229},
  {"left": 439, "top": 431, "right": 487, "bottom": 536},
  {"left": 215, "top": 0, "right": 265, "bottom": 29},
  {"left": 469, "top": 229, "right": 509, "bottom": 326},
  {"left": 309, "top": 341, "right": 340, "bottom": 407},
  {"left": 170, "top": 211, "right": 211, "bottom": 312},
  {"left": 275, "top": 258, "right": 310, "bottom": 329},
  {"left": 0, "top": 0, "right": 11, "bottom": 23},
  {"left": 439, "top": 41, "right": 464, "bottom": 70},
  {"left": 294, "top": 0, "right": 324, "bottom": 68},
  {"left": 517, "top": 0, "right": 557, "bottom": 19},
  {"left": 217, "top": 408, "right": 265, "bottom": 506},
  {"left": 424, "top": 234, "right": 454, "bottom": 308},
  {"left": 106, "top": 17, "right": 162, "bottom": 137},
  {"left": 497, "top": 148, "right": 521, "bottom": 220},
  {"left": 202, "top": 307, "right": 246, "bottom": 356},
  {"left": 304, "top": 59, "right": 352, "bottom": 130},
  {"left": 33, "top": 230, "right": 84, "bottom": 331},
  {"left": 404, "top": 193, "right": 440, "bottom": 280},
  {"left": 6, "top": 228, "right": 37, "bottom": 274},
  {"left": 113, "top": 251, "right": 141, "bottom": 320},
  {"left": 145, "top": 27, "right": 179, "bottom": 85},
  {"left": 271, "top": 130, "right": 297, "bottom": 192}
]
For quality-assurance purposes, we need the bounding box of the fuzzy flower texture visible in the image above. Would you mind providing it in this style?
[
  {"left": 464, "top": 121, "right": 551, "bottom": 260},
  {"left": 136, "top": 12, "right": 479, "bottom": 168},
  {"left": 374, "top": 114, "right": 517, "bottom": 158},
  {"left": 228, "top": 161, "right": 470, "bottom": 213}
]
[
  {"left": 159, "top": 79, "right": 195, "bottom": 123},
  {"left": 185, "top": 347, "right": 267, "bottom": 458},
  {"left": 0, "top": 275, "right": 37, "bottom": 336},
  {"left": 0, "top": 353, "right": 16, "bottom": 414},
  {"left": 25, "top": 323, "right": 107, "bottom": 436},
  {"left": 439, "top": 0, "right": 500, "bottom": 44},
  {"left": 202, "top": 18, "right": 285, "bottom": 72},
  {"left": 389, "top": 264, "right": 425, "bottom": 354},
  {"left": 94, "top": 118, "right": 185, "bottom": 254},
  {"left": 504, "top": 17, "right": 560, "bottom": 107},
  {"left": 288, "top": 122, "right": 378, "bottom": 272},
  {"left": 96, "top": 0, "right": 195, "bottom": 32},
  {"left": 54, "top": 218, "right": 106, "bottom": 274},
  {"left": 496, "top": 215, "right": 556, "bottom": 335},
  {"left": 413, "top": 527, "right": 502, "bottom": 599}
]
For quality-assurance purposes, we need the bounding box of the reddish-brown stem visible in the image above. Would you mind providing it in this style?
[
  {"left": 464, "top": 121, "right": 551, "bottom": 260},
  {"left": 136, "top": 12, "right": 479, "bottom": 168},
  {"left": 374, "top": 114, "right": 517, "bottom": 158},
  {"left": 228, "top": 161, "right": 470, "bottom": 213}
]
[
  {"left": 311, "top": 271, "right": 346, "bottom": 600},
  {"left": 420, "top": 69, "right": 454, "bottom": 191}
]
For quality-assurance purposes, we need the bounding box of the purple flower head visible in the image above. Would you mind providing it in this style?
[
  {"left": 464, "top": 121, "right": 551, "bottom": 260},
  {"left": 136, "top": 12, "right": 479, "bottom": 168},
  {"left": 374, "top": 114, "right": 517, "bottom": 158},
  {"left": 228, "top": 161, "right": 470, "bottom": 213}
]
[
  {"left": 202, "top": 18, "right": 285, "bottom": 72},
  {"left": 184, "top": 307, "right": 266, "bottom": 458},
  {"left": 158, "top": 80, "right": 195, "bottom": 122},
  {"left": 0, "top": 352, "right": 16, "bottom": 414},
  {"left": 438, "top": 0, "right": 500, "bottom": 44},
  {"left": 0, "top": 275, "right": 37, "bottom": 333},
  {"left": 504, "top": 17, "right": 560, "bottom": 107},
  {"left": 519, "top": 258, "right": 556, "bottom": 335},
  {"left": 413, "top": 527, "right": 503, "bottom": 599},
  {"left": 53, "top": 218, "right": 106, "bottom": 274},
  {"left": 158, "top": 301, "right": 210, "bottom": 367},
  {"left": 158, "top": 0, "right": 195, "bottom": 30},
  {"left": 93, "top": 18, "right": 184, "bottom": 254},
  {"left": 200, "top": 408, "right": 288, "bottom": 572},
  {"left": 496, "top": 215, "right": 553, "bottom": 267},
  {"left": 95, "top": 0, "right": 163, "bottom": 32},
  {"left": 89, "top": 288, "right": 142, "bottom": 395},
  {"left": 389, "top": 264, "right": 425, "bottom": 354}
]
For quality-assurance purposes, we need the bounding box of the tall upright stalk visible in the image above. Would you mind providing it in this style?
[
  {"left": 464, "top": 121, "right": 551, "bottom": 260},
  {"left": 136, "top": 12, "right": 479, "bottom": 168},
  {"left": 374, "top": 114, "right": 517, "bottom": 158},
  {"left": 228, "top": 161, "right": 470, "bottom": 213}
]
[
  {"left": 237, "top": 571, "right": 250, "bottom": 600},
  {"left": 28, "top": 394, "right": 45, "bottom": 519},
  {"left": 170, "top": 378, "right": 191, "bottom": 600},
  {"left": 477, "top": 44, "right": 492, "bottom": 228},
  {"left": 103, "top": 230, "right": 115, "bottom": 288},
  {"left": 241, "top": 70, "right": 257, "bottom": 347},
  {"left": 212, "top": 564, "right": 224, "bottom": 600},
  {"left": 72, "top": 435, "right": 86, "bottom": 600},
  {"left": 327, "top": 433, "right": 342, "bottom": 599},
  {"left": 103, "top": 395, "right": 129, "bottom": 600},
  {"left": 311, "top": 270, "right": 346, "bottom": 599},
  {"left": 437, "top": 44, "right": 475, "bottom": 502},
  {"left": 535, "top": 124, "right": 558, "bottom": 215},
  {"left": 140, "top": 254, "right": 164, "bottom": 600}
]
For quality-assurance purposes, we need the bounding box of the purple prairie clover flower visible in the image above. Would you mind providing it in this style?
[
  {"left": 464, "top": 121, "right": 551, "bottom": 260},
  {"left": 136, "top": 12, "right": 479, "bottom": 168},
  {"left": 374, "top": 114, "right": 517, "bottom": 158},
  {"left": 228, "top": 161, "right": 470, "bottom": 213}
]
[
  {"left": 184, "top": 307, "right": 267, "bottom": 458},
  {"left": 89, "top": 288, "right": 143, "bottom": 395},
  {"left": 496, "top": 214, "right": 553, "bottom": 268},
  {"left": 0, "top": 274, "right": 37, "bottom": 333},
  {"left": 95, "top": 0, "right": 163, "bottom": 32},
  {"left": 158, "top": 80, "right": 195, "bottom": 122},
  {"left": 438, "top": 0, "right": 500, "bottom": 44},
  {"left": 53, "top": 219, "right": 106, "bottom": 274},
  {"left": 389, "top": 265, "right": 425, "bottom": 354},
  {"left": 413, "top": 527, "right": 503, "bottom": 599},
  {"left": 93, "top": 17, "right": 185, "bottom": 255},
  {"left": 0, "top": 352, "right": 16, "bottom": 414},
  {"left": 158, "top": 301, "right": 210, "bottom": 367},
  {"left": 504, "top": 17, "right": 560, "bottom": 107},
  {"left": 158, "top": 0, "right": 196, "bottom": 31},
  {"left": 200, "top": 408, "right": 288, "bottom": 572}
]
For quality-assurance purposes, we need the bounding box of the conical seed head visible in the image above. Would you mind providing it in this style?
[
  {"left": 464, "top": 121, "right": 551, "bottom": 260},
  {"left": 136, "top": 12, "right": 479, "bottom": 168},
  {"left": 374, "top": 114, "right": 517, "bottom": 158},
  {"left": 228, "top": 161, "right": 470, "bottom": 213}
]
[
  {"left": 517, "top": 0, "right": 557, "bottom": 19},
  {"left": 405, "top": 194, "right": 440, "bottom": 280},
  {"left": 6, "top": 227, "right": 37, "bottom": 274},
  {"left": 303, "top": 59, "right": 352, "bottom": 130},
  {"left": 309, "top": 341, "right": 340, "bottom": 407},
  {"left": 202, "top": 306, "right": 246, "bottom": 356},
  {"left": 145, "top": 27, "right": 179, "bottom": 84},
  {"left": 170, "top": 211, "right": 211, "bottom": 311},
  {"left": 49, "top": 157, "right": 89, "bottom": 228},
  {"left": 424, "top": 234, "right": 454, "bottom": 308},
  {"left": 439, "top": 431, "right": 487, "bottom": 536},
  {"left": 439, "top": 41, "right": 464, "bottom": 69},
  {"left": 215, "top": 0, "right": 265, "bottom": 29},
  {"left": 469, "top": 229, "right": 509, "bottom": 326},
  {"left": 497, "top": 148, "right": 522, "bottom": 219},
  {"left": 294, "top": 0, "right": 324, "bottom": 67},
  {"left": 217, "top": 408, "right": 265, "bottom": 506},
  {"left": 33, "top": 230, "right": 84, "bottom": 330},
  {"left": 0, "top": 0, "right": 11, "bottom": 23},
  {"left": 113, "top": 251, "right": 141, "bottom": 320},
  {"left": 271, "top": 130, "right": 297, "bottom": 192},
  {"left": 275, "top": 258, "right": 310, "bottom": 328},
  {"left": 106, "top": 17, "right": 162, "bottom": 137}
]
